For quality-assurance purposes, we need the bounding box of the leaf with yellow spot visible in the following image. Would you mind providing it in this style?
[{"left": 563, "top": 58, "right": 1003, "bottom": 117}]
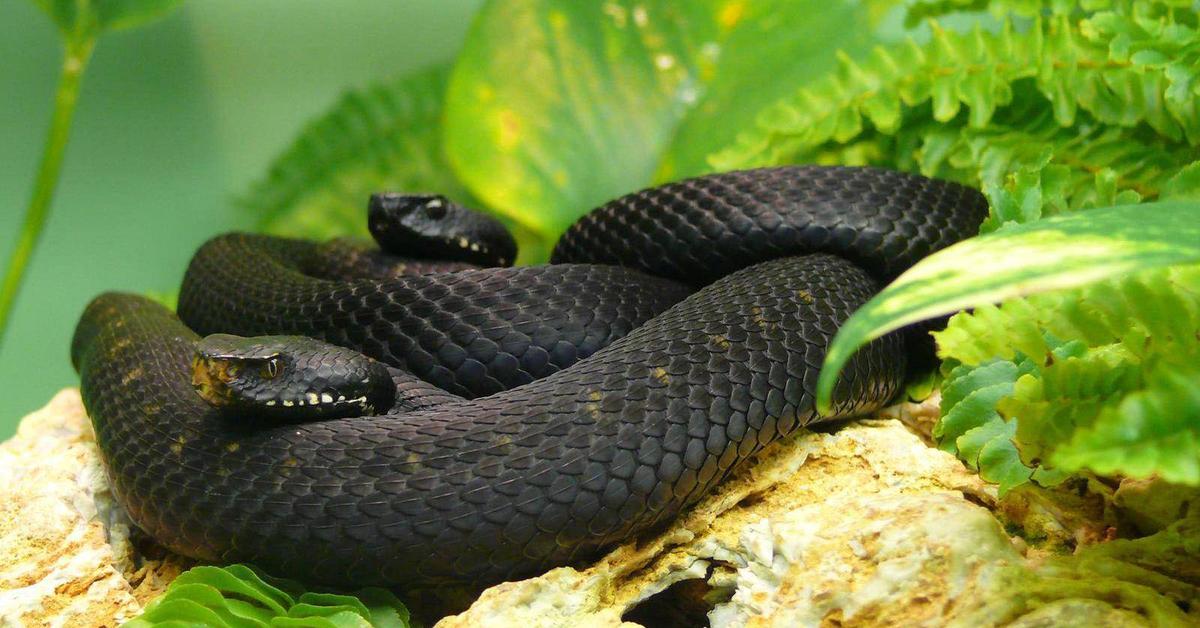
[{"left": 443, "top": 0, "right": 882, "bottom": 261}]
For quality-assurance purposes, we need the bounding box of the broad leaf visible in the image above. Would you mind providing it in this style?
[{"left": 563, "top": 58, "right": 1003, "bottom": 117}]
[
  {"left": 242, "top": 66, "right": 479, "bottom": 242},
  {"left": 442, "top": 0, "right": 877, "bottom": 259},
  {"left": 816, "top": 201, "right": 1200, "bottom": 411},
  {"left": 655, "top": 1, "right": 879, "bottom": 181}
]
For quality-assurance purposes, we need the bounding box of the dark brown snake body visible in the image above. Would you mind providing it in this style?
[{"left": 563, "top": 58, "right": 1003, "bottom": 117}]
[{"left": 71, "top": 166, "right": 987, "bottom": 587}]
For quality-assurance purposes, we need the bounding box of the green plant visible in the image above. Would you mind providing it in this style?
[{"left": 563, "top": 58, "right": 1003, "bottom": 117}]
[
  {"left": 0, "top": 0, "right": 184, "bottom": 352},
  {"left": 705, "top": 0, "right": 1200, "bottom": 493},
  {"left": 123, "top": 564, "right": 411, "bottom": 627}
]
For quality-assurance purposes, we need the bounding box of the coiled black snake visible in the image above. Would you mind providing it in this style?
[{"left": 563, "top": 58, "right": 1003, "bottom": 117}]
[{"left": 71, "top": 166, "right": 987, "bottom": 587}]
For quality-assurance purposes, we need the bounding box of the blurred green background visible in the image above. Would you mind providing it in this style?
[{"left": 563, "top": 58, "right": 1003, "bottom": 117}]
[{"left": 0, "top": 0, "right": 480, "bottom": 438}]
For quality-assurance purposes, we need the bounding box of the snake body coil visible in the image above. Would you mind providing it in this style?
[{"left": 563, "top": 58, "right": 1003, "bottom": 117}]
[{"left": 72, "top": 166, "right": 987, "bottom": 587}]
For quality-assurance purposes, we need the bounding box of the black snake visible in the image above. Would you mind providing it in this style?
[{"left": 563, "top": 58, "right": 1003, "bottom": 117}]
[{"left": 71, "top": 166, "right": 987, "bottom": 587}]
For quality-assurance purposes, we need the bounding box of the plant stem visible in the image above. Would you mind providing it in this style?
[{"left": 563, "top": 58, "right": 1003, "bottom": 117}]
[{"left": 0, "top": 38, "right": 95, "bottom": 353}]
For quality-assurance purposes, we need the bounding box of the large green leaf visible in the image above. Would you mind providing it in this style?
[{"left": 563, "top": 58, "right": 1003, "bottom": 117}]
[
  {"left": 654, "top": 1, "right": 879, "bottom": 181},
  {"left": 242, "top": 65, "right": 479, "bottom": 242},
  {"left": 815, "top": 201, "right": 1200, "bottom": 411},
  {"left": 32, "top": 0, "right": 183, "bottom": 38},
  {"left": 442, "top": 0, "right": 878, "bottom": 260}
]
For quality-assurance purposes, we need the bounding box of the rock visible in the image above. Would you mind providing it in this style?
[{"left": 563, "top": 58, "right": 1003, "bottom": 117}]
[
  {"left": 0, "top": 389, "right": 188, "bottom": 627},
  {"left": 1114, "top": 477, "right": 1200, "bottom": 535}
]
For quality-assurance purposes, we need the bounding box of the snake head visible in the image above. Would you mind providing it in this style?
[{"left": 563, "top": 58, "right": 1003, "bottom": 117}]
[
  {"left": 192, "top": 333, "right": 395, "bottom": 422},
  {"left": 368, "top": 193, "right": 517, "bottom": 267}
]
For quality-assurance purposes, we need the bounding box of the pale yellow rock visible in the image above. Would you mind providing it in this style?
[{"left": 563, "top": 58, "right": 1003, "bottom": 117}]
[{"left": 0, "top": 389, "right": 185, "bottom": 627}]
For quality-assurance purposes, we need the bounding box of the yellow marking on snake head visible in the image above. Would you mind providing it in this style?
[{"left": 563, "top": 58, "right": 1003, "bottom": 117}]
[{"left": 226, "top": 442, "right": 240, "bottom": 453}]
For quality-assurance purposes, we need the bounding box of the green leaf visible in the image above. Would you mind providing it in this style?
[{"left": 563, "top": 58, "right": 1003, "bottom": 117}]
[
  {"left": 933, "top": 263, "right": 1200, "bottom": 489},
  {"left": 1053, "top": 359, "right": 1200, "bottom": 484},
  {"left": 271, "top": 611, "right": 373, "bottom": 628},
  {"left": 442, "top": 0, "right": 879, "bottom": 260},
  {"left": 172, "top": 565, "right": 294, "bottom": 615},
  {"left": 349, "top": 588, "right": 411, "bottom": 628},
  {"left": 242, "top": 65, "right": 480, "bottom": 244},
  {"left": 122, "top": 564, "right": 411, "bottom": 628},
  {"left": 32, "top": 0, "right": 183, "bottom": 39},
  {"left": 937, "top": 360, "right": 1021, "bottom": 449},
  {"left": 655, "top": 2, "right": 880, "bottom": 181},
  {"left": 816, "top": 201, "right": 1200, "bottom": 412}
]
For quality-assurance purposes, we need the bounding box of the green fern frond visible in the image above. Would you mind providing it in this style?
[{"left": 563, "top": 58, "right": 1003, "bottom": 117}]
[
  {"left": 930, "top": 102, "right": 1200, "bottom": 226},
  {"left": 933, "top": 264, "right": 1200, "bottom": 491},
  {"left": 711, "top": 5, "right": 1200, "bottom": 190},
  {"left": 1053, "top": 358, "right": 1200, "bottom": 484},
  {"left": 240, "top": 65, "right": 479, "bottom": 241}
]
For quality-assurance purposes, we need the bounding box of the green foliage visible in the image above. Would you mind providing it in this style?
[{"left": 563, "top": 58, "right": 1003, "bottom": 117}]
[
  {"left": 242, "top": 66, "right": 477, "bottom": 244},
  {"left": 123, "top": 564, "right": 411, "bottom": 628},
  {"left": 709, "top": 0, "right": 1200, "bottom": 493},
  {"left": 815, "top": 201, "right": 1200, "bottom": 414},
  {"left": 1, "top": 0, "right": 183, "bottom": 351},
  {"left": 710, "top": 1, "right": 1200, "bottom": 224},
  {"left": 933, "top": 264, "right": 1200, "bottom": 490}
]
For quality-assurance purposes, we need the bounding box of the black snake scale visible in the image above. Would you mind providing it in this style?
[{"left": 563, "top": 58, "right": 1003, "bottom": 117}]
[{"left": 71, "top": 166, "right": 988, "bottom": 587}]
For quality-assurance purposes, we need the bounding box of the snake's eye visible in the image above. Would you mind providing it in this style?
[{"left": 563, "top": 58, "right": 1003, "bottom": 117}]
[
  {"left": 226, "top": 364, "right": 240, "bottom": 378},
  {"left": 424, "top": 198, "right": 447, "bottom": 220},
  {"left": 260, "top": 358, "right": 280, "bottom": 379}
]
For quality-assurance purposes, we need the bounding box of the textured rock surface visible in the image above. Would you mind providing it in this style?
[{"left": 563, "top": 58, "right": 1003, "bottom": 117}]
[{"left": 0, "top": 389, "right": 188, "bottom": 627}]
